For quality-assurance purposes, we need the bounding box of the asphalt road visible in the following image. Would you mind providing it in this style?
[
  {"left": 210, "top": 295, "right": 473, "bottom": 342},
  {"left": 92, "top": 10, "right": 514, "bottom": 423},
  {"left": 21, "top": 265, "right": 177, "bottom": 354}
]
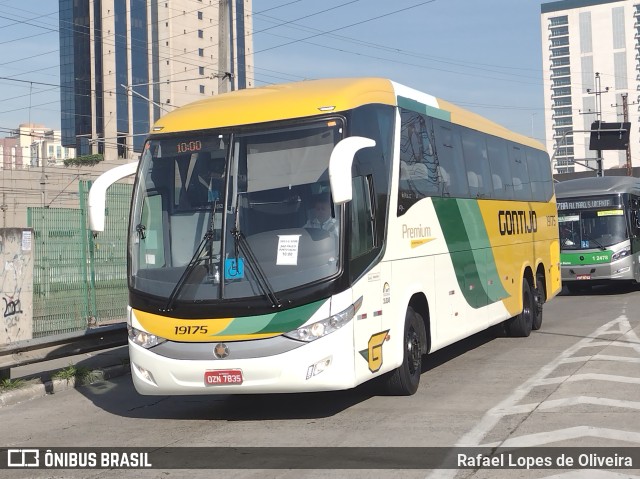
[{"left": 1, "top": 284, "right": 640, "bottom": 479}]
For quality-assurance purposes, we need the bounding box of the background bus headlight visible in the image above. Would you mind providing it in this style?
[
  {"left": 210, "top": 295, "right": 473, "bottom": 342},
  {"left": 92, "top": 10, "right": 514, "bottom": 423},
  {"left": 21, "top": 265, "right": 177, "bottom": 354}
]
[
  {"left": 612, "top": 246, "right": 630, "bottom": 261},
  {"left": 128, "top": 325, "right": 166, "bottom": 349},
  {"left": 284, "top": 297, "right": 362, "bottom": 342}
]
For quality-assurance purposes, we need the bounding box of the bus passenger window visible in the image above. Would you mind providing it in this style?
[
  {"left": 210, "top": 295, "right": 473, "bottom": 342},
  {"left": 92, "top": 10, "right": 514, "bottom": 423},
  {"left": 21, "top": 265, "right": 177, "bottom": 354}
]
[
  {"left": 508, "top": 144, "right": 532, "bottom": 201},
  {"left": 461, "top": 128, "right": 493, "bottom": 198},
  {"left": 398, "top": 109, "right": 441, "bottom": 214},
  {"left": 432, "top": 119, "right": 469, "bottom": 198},
  {"left": 486, "top": 136, "right": 513, "bottom": 200}
]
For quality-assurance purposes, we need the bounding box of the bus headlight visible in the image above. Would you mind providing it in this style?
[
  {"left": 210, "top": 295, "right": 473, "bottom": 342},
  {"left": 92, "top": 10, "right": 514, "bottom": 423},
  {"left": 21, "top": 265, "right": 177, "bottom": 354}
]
[
  {"left": 612, "top": 246, "right": 630, "bottom": 262},
  {"left": 284, "top": 297, "right": 362, "bottom": 342},
  {"left": 128, "top": 325, "right": 166, "bottom": 349}
]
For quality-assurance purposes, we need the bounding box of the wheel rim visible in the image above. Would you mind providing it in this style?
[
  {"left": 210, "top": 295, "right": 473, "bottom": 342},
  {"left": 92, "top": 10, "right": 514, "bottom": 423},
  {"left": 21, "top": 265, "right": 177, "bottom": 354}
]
[{"left": 406, "top": 327, "right": 421, "bottom": 375}]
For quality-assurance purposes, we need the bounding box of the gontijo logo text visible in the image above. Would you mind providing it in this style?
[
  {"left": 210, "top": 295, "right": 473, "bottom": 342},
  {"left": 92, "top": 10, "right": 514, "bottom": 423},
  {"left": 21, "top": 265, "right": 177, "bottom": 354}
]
[{"left": 498, "top": 210, "right": 537, "bottom": 236}]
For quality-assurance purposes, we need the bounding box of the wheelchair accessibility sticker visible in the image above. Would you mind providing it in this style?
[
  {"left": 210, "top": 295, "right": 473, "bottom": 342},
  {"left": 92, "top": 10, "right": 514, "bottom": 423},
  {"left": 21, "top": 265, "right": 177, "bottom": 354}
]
[{"left": 225, "top": 258, "right": 245, "bottom": 279}]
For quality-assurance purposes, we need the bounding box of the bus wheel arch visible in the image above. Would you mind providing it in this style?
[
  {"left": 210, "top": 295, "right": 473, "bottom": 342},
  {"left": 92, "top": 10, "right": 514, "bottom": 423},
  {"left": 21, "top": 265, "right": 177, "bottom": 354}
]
[
  {"left": 384, "top": 294, "right": 429, "bottom": 396},
  {"left": 506, "top": 269, "right": 534, "bottom": 338},
  {"left": 408, "top": 293, "right": 430, "bottom": 355},
  {"left": 532, "top": 264, "right": 546, "bottom": 331}
]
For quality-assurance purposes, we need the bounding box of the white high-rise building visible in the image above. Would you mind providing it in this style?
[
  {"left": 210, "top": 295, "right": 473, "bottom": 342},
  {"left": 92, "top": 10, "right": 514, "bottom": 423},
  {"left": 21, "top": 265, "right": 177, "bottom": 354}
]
[{"left": 541, "top": 0, "right": 638, "bottom": 174}]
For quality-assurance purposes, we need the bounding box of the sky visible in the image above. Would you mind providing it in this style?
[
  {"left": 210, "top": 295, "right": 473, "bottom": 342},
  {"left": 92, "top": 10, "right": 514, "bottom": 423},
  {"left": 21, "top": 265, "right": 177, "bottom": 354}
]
[{"left": 0, "top": 0, "right": 551, "bottom": 143}]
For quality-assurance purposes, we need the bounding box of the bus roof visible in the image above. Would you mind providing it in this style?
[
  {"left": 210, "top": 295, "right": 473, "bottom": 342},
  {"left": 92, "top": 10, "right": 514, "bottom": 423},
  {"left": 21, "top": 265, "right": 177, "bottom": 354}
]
[
  {"left": 152, "top": 77, "right": 545, "bottom": 150},
  {"left": 556, "top": 176, "right": 640, "bottom": 198}
]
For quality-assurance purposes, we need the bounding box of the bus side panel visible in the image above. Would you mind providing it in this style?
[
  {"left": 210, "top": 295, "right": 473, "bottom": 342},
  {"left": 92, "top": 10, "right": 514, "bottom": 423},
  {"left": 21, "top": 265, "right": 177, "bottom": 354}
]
[
  {"left": 539, "top": 199, "right": 562, "bottom": 300},
  {"left": 383, "top": 197, "right": 511, "bottom": 355},
  {"left": 349, "top": 261, "right": 392, "bottom": 385},
  {"left": 476, "top": 199, "right": 561, "bottom": 317}
]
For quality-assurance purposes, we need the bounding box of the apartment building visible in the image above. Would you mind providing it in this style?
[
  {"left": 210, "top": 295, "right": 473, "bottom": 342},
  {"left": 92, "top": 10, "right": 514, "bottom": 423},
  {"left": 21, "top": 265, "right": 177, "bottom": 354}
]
[
  {"left": 541, "top": 0, "right": 638, "bottom": 174},
  {"left": 0, "top": 124, "right": 74, "bottom": 170}
]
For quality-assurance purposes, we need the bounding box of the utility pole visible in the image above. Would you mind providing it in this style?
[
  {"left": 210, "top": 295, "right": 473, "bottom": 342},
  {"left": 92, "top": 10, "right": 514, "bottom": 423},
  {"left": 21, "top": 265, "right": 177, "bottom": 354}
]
[
  {"left": 0, "top": 192, "right": 7, "bottom": 227},
  {"left": 611, "top": 93, "right": 637, "bottom": 176},
  {"left": 586, "top": 72, "right": 610, "bottom": 177}
]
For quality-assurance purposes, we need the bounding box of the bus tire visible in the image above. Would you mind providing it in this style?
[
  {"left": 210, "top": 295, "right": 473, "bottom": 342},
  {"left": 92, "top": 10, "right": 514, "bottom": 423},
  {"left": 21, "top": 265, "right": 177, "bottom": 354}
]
[
  {"left": 385, "top": 307, "right": 424, "bottom": 396},
  {"left": 506, "top": 279, "right": 533, "bottom": 338},
  {"left": 532, "top": 274, "right": 544, "bottom": 331}
]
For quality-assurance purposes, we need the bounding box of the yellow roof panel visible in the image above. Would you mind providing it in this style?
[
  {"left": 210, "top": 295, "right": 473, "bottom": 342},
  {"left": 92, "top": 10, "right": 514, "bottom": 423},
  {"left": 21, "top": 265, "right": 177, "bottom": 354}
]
[
  {"left": 154, "top": 77, "right": 396, "bottom": 133},
  {"left": 437, "top": 98, "right": 546, "bottom": 151}
]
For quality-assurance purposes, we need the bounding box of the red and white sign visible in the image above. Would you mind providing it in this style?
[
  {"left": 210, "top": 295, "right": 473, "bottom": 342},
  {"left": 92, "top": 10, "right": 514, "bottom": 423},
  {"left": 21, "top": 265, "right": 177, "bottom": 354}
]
[{"left": 204, "top": 369, "right": 243, "bottom": 385}]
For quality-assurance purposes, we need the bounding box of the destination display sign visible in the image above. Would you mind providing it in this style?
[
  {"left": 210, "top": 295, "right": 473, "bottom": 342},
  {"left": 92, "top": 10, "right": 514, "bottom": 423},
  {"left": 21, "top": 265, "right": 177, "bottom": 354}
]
[{"left": 557, "top": 196, "right": 620, "bottom": 211}]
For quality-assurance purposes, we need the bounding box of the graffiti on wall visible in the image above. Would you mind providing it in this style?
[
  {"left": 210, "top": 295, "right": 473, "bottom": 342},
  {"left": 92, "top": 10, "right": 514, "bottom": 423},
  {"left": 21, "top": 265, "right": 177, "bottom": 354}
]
[{"left": 0, "top": 229, "right": 33, "bottom": 344}]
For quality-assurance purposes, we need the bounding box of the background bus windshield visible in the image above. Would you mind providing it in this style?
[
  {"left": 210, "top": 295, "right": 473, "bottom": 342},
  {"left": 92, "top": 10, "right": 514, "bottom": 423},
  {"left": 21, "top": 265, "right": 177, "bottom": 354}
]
[{"left": 559, "top": 208, "right": 627, "bottom": 250}]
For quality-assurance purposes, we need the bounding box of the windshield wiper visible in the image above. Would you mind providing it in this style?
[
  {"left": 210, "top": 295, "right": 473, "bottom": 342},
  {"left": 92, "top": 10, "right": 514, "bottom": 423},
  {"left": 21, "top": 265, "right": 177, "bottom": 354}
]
[
  {"left": 581, "top": 231, "right": 606, "bottom": 251},
  {"left": 230, "top": 195, "right": 282, "bottom": 308},
  {"left": 162, "top": 200, "right": 219, "bottom": 312}
]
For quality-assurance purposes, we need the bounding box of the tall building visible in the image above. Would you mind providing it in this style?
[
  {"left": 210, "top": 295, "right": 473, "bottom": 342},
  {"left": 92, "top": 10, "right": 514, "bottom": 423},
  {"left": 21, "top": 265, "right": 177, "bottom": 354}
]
[
  {"left": 541, "top": 0, "right": 637, "bottom": 174},
  {"left": 59, "top": 0, "right": 253, "bottom": 161}
]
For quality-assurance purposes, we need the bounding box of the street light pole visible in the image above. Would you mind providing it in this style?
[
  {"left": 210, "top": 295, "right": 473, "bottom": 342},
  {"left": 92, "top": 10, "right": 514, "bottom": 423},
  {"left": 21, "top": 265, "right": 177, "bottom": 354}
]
[{"left": 586, "top": 72, "right": 609, "bottom": 177}]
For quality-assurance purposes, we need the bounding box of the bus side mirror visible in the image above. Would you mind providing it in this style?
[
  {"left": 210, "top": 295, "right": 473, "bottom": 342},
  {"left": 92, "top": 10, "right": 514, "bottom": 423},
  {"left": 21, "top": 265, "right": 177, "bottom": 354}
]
[
  {"left": 88, "top": 161, "right": 139, "bottom": 232},
  {"left": 329, "top": 136, "right": 376, "bottom": 205}
]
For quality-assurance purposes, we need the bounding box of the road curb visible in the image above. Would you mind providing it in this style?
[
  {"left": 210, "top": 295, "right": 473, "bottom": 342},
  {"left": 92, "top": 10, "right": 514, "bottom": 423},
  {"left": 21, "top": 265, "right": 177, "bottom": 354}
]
[{"left": 0, "top": 363, "right": 131, "bottom": 409}]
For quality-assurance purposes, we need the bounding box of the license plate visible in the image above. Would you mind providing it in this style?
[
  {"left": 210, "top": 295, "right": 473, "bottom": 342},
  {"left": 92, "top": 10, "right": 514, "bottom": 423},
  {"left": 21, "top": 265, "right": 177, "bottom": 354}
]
[
  {"left": 204, "top": 369, "right": 243, "bottom": 385},
  {"left": 575, "top": 274, "right": 591, "bottom": 280}
]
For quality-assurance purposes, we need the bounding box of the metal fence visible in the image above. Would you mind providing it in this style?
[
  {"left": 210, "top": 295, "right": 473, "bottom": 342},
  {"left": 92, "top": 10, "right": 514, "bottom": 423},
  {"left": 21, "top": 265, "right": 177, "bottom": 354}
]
[{"left": 27, "top": 181, "right": 131, "bottom": 338}]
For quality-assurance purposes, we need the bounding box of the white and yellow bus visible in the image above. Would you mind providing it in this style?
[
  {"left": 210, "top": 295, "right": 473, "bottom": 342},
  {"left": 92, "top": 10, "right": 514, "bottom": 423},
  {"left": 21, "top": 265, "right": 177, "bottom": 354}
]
[{"left": 89, "top": 78, "right": 561, "bottom": 396}]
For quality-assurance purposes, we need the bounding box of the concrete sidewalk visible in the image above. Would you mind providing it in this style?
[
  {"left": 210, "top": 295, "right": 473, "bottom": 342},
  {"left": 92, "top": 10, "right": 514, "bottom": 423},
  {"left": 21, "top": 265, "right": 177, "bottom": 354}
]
[{"left": 0, "top": 345, "right": 131, "bottom": 408}]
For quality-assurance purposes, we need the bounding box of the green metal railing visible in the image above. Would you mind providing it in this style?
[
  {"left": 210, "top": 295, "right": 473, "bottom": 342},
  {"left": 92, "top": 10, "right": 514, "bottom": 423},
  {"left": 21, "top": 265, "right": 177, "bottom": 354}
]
[{"left": 28, "top": 181, "right": 131, "bottom": 338}]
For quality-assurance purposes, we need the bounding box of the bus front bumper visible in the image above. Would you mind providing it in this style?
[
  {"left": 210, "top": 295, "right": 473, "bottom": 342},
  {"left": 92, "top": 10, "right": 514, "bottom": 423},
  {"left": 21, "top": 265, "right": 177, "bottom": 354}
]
[
  {"left": 561, "top": 255, "right": 636, "bottom": 283},
  {"left": 128, "top": 325, "right": 357, "bottom": 395}
]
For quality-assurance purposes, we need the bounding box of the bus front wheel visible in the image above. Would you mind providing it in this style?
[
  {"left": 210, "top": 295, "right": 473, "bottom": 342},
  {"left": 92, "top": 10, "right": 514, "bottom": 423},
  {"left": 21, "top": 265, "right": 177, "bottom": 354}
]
[
  {"left": 385, "top": 306, "right": 424, "bottom": 396},
  {"left": 505, "top": 279, "right": 533, "bottom": 338}
]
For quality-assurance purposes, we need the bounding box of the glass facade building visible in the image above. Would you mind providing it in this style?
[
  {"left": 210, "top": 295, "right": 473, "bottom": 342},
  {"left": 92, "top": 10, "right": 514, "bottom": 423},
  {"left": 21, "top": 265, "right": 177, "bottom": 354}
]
[{"left": 59, "top": 0, "right": 253, "bottom": 160}]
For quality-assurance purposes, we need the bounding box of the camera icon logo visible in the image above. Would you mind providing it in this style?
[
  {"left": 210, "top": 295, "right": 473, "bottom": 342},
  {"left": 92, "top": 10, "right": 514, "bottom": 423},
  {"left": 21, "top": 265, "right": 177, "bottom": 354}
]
[{"left": 7, "top": 449, "right": 40, "bottom": 468}]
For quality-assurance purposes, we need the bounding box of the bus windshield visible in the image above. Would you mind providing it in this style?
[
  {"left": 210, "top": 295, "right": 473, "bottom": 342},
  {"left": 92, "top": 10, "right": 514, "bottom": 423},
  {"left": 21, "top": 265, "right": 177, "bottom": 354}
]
[
  {"left": 559, "top": 208, "right": 628, "bottom": 250},
  {"left": 129, "top": 119, "right": 344, "bottom": 304}
]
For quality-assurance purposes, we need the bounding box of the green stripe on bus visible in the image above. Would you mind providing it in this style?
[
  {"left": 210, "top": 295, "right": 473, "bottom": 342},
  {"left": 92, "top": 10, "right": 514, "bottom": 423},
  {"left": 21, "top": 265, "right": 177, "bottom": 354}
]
[
  {"left": 216, "top": 300, "right": 325, "bottom": 336},
  {"left": 457, "top": 199, "right": 508, "bottom": 303},
  {"left": 397, "top": 96, "right": 451, "bottom": 121},
  {"left": 432, "top": 198, "right": 507, "bottom": 308},
  {"left": 255, "top": 300, "right": 326, "bottom": 334},
  {"left": 560, "top": 250, "right": 612, "bottom": 266},
  {"left": 216, "top": 313, "right": 277, "bottom": 335}
]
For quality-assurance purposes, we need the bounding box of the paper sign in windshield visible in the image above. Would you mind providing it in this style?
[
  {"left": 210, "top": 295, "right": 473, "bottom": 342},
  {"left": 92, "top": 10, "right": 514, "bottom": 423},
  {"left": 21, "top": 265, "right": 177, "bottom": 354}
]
[{"left": 277, "top": 235, "right": 301, "bottom": 265}]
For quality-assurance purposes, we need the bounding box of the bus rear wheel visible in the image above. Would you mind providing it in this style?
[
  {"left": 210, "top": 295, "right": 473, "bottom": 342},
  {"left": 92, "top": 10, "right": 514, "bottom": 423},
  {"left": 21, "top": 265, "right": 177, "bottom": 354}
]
[
  {"left": 385, "top": 306, "right": 424, "bottom": 396},
  {"left": 506, "top": 279, "right": 533, "bottom": 338},
  {"left": 532, "top": 274, "right": 544, "bottom": 331}
]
